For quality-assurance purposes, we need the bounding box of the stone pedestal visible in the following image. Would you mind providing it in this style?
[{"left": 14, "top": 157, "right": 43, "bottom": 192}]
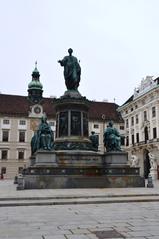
[
  {"left": 150, "top": 168, "right": 158, "bottom": 181},
  {"left": 23, "top": 149, "right": 145, "bottom": 189}
]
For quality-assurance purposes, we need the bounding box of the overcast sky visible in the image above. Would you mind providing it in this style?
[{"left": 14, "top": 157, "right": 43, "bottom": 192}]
[{"left": 0, "top": 0, "right": 159, "bottom": 105}]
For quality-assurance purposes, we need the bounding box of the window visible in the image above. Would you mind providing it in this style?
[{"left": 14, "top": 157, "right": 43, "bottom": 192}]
[
  {"left": 131, "top": 117, "right": 134, "bottom": 126},
  {"left": 1, "top": 167, "right": 6, "bottom": 174},
  {"left": 131, "top": 108, "right": 133, "bottom": 112},
  {"left": 121, "top": 136, "right": 125, "bottom": 146},
  {"left": 18, "top": 150, "right": 24, "bottom": 160},
  {"left": 120, "top": 126, "right": 124, "bottom": 130},
  {"left": 153, "top": 127, "right": 157, "bottom": 139},
  {"left": 1, "top": 150, "right": 8, "bottom": 160},
  {"left": 19, "top": 120, "right": 26, "bottom": 125},
  {"left": 144, "top": 111, "right": 147, "bottom": 121},
  {"left": 3, "top": 119, "right": 9, "bottom": 124},
  {"left": 2, "top": 130, "right": 9, "bottom": 142},
  {"left": 94, "top": 124, "right": 99, "bottom": 129},
  {"left": 152, "top": 107, "right": 156, "bottom": 118},
  {"left": 18, "top": 167, "right": 23, "bottom": 174},
  {"left": 136, "top": 133, "right": 139, "bottom": 143},
  {"left": 49, "top": 121, "right": 55, "bottom": 127},
  {"left": 132, "top": 134, "right": 134, "bottom": 145},
  {"left": 144, "top": 126, "right": 149, "bottom": 143},
  {"left": 126, "top": 136, "right": 129, "bottom": 146},
  {"left": 19, "top": 131, "right": 25, "bottom": 142},
  {"left": 135, "top": 115, "right": 139, "bottom": 124},
  {"left": 125, "top": 110, "right": 128, "bottom": 114},
  {"left": 126, "top": 119, "right": 129, "bottom": 128},
  {"left": 135, "top": 105, "right": 138, "bottom": 109}
]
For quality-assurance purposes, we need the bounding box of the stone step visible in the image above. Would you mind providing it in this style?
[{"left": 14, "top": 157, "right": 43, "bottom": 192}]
[
  {"left": 1, "top": 195, "right": 159, "bottom": 207},
  {"left": 0, "top": 193, "right": 159, "bottom": 201}
]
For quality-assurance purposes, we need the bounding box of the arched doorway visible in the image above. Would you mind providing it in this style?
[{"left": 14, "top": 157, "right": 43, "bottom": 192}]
[{"left": 144, "top": 149, "right": 150, "bottom": 179}]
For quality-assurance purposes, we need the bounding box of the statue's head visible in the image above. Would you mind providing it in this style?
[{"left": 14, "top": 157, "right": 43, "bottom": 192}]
[
  {"left": 68, "top": 48, "right": 73, "bottom": 55},
  {"left": 41, "top": 115, "right": 47, "bottom": 123},
  {"left": 108, "top": 121, "right": 113, "bottom": 127}
]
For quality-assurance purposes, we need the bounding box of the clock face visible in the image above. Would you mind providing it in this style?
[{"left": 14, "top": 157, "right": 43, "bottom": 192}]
[{"left": 34, "top": 106, "right": 41, "bottom": 114}]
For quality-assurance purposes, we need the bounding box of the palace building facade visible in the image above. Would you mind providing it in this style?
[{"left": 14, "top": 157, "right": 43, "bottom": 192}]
[
  {"left": 118, "top": 76, "right": 159, "bottom": 179},
  {"left": 0, "top": 65, "right": 124, "bottom": 178}
]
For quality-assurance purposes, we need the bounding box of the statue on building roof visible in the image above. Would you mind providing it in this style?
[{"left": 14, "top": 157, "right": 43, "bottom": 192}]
[
  {"left": 103, "top": 121, "right": 121, "bottom": 152},
  {"left": 58, "top": 48, "right": 81, "bottom": 91}
]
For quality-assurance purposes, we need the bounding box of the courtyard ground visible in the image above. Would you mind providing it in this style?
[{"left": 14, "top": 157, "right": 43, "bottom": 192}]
[{"left": 0, "top": 180, "right": 159, "bottom": 238}]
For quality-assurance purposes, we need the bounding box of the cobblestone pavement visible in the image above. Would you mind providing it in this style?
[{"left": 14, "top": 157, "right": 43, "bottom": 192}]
[
  {"left": 1, "top": 180, "right": 159, "bottom": 238},
  {"left": 1, "top": 202, "right": 159, "bottom": 239}
]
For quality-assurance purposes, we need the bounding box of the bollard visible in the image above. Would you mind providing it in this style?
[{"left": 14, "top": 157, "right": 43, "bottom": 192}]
[
  {"left": 147, "top": 174, "right": 154, "bottom": 188},
  {"left": 16, "top": 175, "right": 25, "bottom": 190},
  {"left": 14, "top": 175, "right": 18, "bottom": 184}
]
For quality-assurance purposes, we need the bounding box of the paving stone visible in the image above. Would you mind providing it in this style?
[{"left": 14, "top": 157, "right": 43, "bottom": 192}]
[
  {"left": 65, "top": 235, "right": 90, "bottom": 239},
  {"left": 45, "top": 236, "right": 66, "bottom": 239},
  {"left": 71, "top": 228, "right": 90, "bottom": 234},
  {"left": 126, "top": 231, "right": 152, "bottom": 237},
  {"left": 87, "top": 234, "right": 98, "bottom": 239},
  {"left": 89, "top": 227, "right": 113, "bottom": 232},
  {"left": 92, "top": 229, "right": 125, "bottom": 238}
]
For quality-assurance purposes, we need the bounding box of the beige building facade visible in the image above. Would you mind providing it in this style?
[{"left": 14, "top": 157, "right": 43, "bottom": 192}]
[{"left": 118, "top": 76, "right": 159, "bottom": 179}]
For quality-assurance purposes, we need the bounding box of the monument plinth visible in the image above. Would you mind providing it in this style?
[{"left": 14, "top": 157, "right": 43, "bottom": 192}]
[{"left": 20, "top": 49, "right": 145, "bottom": 189}]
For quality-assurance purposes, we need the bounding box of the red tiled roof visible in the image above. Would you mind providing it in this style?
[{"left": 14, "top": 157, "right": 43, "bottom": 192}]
[
  {"left": 89, "top": 101, "right": 123, "bottom": 122},
  {"left": 0, "top": 94, "right": 30, "bottom": 116},
  {"left": 0, "top": 94, "right": 123, "bottom": 122}
]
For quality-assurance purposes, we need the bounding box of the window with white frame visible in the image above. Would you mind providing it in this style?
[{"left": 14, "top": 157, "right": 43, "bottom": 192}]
[
  {"left": 135, "top": 115, "right": 139, "bottom": 124},
  {"left": 153, "top": 127, "right": 157, "bottom": 139},
  {"left": 152, "top": 107, "right": 156, "bottom": 118},
  {"left": 131, "top": 117, "right": 134, "bottom": 126},
  {"left": 2, "top": 130, "right": 9, "bottom": 142},
  {"left": 18, "top": 150, "right": 24, "bottom": 160},
  {"left": 1, "top": 150, "right": 8, "bottom": 160},
  {"left": 49, "top": 121, "right": 55, "bottom": 127},
  {"left": 126, "top": 136, "right": 129, "bottom": 146},
  {"left": 136, "top": 133, "right": 139, "bottom": 143},
  {"left": 94, "top": 124, "right": 99, "bottom": 129},
  {"left": 3, "top": 119, "right": 10, "bottom": 124},
  {"left": 1, "top": 167, "right": 6, "bottom": 174},
  {"left": 19, "top": 131, "right": 25, "bottom": 142},
  {"left": 144, "top": 111, "right": 147, "bottom": 121},
  {"left": 126, "top": 119, "right": 129, "bottom": 128},
  {"left": 19, "top": 120, "right": 26, "bottom": 125},
  {"left": 120, "top": 125, "right": 124, "bottom": 130}
]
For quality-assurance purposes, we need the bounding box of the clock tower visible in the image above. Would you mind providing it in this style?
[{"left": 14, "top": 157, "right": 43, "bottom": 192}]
[{"left": 28, "top": 62, "right": 43, "bottom": 103}]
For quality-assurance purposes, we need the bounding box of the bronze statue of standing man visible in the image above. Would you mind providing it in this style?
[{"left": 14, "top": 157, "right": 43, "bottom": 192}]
[{"left": 58, "top": 48, "right": 81, "bottom": 90}]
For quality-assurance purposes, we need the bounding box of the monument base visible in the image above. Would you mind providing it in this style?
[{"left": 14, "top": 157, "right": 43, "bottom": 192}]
[
  {"left": 23, "top": 174, "right": 145, "bottom": 189},
  {"left": 21, "top": 150, "right": 145, "bottom": 189}
]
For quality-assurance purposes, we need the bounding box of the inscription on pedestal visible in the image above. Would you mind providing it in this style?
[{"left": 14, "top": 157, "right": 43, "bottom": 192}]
[{"left": 35, "top": 151, "right": 57, "bottom": 166}]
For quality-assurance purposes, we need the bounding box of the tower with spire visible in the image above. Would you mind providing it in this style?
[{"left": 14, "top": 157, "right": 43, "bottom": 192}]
[{"left": 28, "top": 62, "right": 43, "bottom": 103}]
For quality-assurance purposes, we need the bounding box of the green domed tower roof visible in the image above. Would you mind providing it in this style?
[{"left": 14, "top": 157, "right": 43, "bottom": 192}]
[{"left": 28, "top": 62, "right": 43, "bottom": 103}]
